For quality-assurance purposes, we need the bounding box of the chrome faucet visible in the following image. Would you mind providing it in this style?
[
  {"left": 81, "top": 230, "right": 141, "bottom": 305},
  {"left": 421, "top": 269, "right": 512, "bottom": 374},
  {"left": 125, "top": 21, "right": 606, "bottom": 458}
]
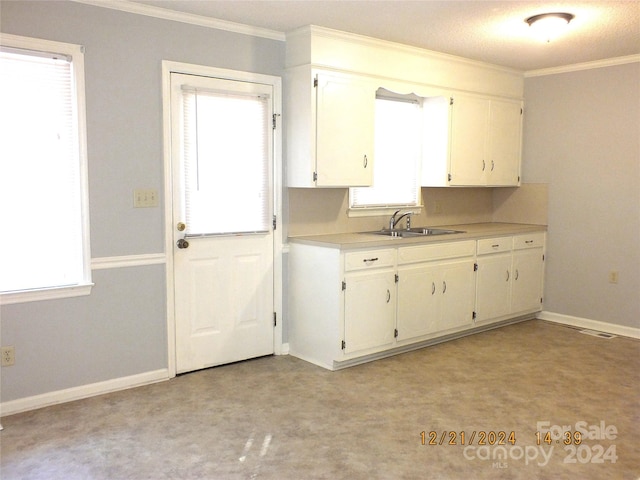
[{"left": 389, "top": 210, "right": 412, "bottom": 230}]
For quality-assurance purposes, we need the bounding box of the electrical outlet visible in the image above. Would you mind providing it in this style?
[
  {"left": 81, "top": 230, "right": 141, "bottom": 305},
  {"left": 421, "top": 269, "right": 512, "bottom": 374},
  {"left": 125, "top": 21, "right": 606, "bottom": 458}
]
[
  {"left": 1, "top": 346, "right": 15, "bottom": 367},
  {"left": 608, "top": 270, "right": 619, "bottom": 284},
  {"left": 133, "top": 188, "right": 159, "bottom": 208}
]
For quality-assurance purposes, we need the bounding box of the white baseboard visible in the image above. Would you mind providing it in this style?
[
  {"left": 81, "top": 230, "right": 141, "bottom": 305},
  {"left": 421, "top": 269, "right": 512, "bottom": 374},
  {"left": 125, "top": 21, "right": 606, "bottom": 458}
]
[
  {"left": 280, "top": 342, "right": 290, "bottom": 355},
  {"left": 1, "top": 369, "right": 170, "bottom": 417},
  {"left": 538, "top": 311, "right": 640, "bottom": 339}
]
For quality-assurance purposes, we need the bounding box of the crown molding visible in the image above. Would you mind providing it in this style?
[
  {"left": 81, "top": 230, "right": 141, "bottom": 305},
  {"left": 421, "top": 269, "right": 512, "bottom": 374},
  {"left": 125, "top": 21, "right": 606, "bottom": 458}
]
[
  {"left": 71, "top": 0, "right": 285, "bottom": 42},
  {"left": 525, "top": 54, "right": 640, "bottom": 77}
]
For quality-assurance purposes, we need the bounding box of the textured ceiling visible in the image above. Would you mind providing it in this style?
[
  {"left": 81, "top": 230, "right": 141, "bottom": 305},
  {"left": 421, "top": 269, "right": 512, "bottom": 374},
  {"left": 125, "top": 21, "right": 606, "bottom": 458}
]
[{"left": 127, "top": 0, "right": 639, "bottom": 71}]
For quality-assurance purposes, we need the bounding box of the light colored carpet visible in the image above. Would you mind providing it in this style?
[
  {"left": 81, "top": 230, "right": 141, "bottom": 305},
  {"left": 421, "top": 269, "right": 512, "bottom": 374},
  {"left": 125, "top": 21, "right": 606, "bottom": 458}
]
[{"left": 1, "top": 320, "right": 638, "bottom": 479}]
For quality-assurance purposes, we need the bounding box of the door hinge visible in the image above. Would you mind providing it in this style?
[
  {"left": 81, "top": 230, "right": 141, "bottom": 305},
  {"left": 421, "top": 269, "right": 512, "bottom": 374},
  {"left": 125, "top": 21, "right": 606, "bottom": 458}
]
[
  {"left": 341, "top": 340, "right": 346, "bottom": 350},
  {"left": 448, "top": 173, "right": 452, "bottom": 182},
  {"left": 542, "top": 254, "right": 545, "bottom": 261},
  {"left": 314, "top": 77, "right": 318, "bottom": 88},
  {"left": 450, "top": 97, "right": 454, "bottom": 105},
  {"left": 272, "top": 113, "right": 280, "bottom": 130},
  {"left": 272, "top": 215, "right": 277, "bottom": 230},
  {"left": 474, "top": 262, "right": 478, "bottom": 271},
  {"left": 313, "top": 171, "right": 318, "bottom": 182},
  {"left": 394, "top": 328, "right": 398, "bottom": 338},
  {"left": 472, "top": 311, "right": 477, "bottom": 320},
  {"left": 342, "top": 281, "right": 346, "bottom": 291},
  {"left": 540, "top": 297, "right": 543, "bottom": 304},
  {"left": 273, "top": 312, "right": 277, "bottom": 327},
  {"left": 395, "top": 273, "right": 399, "bottom": 283}
]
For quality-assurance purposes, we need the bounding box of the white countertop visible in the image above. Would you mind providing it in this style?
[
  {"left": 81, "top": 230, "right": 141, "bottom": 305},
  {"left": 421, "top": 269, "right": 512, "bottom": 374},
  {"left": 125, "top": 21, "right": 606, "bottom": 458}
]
[{"left": 288, "top": 222, "right": 547, "bottom": 249}]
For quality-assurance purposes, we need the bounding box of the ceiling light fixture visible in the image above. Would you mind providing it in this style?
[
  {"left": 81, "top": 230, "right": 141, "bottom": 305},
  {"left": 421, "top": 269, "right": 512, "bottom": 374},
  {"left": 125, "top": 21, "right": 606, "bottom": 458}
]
[{"left": 526, "top": 12, "right": 574, "bottom": 43}]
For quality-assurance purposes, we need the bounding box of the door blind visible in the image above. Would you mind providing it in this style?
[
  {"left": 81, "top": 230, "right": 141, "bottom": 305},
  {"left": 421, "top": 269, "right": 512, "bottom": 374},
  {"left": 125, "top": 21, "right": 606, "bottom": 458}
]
[{"left": 181, "top": 88, "right": 270, "bottom": 235}]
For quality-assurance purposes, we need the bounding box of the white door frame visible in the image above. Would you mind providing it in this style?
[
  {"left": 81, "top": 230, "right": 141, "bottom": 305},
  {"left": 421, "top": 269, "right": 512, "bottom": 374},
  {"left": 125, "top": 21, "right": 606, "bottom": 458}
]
[{"left": 161, "top": 60, "right": 284, "bottom": 378}]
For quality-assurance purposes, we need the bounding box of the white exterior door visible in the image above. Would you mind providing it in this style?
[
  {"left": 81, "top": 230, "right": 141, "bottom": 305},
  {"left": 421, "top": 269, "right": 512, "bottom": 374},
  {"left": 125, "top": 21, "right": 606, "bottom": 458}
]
[{"left": 170, "top": 72, "right": 275, "bottom": 374}]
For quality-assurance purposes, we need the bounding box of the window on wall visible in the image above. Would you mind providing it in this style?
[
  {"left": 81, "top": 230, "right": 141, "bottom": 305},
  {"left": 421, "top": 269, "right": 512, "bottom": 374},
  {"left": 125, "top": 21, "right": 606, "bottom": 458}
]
[
  {"left": 349, "top": 94, "right": 423, "bottom": 213},
  {"left": 0, "top": 34, "right": 92, "bottom": 303}
]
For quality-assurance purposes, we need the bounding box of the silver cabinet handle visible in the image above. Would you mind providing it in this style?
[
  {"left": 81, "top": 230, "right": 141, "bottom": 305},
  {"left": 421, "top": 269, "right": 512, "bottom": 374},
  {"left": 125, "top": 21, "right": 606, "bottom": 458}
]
[
  {"left": 515, "top": 269, "right": 519, "bottom": 280},
  {"left": 386, "top": 289, "right": 391, "bottom": 303},
  {"left": 363, "top": 154, "right": 368, "bottom": 168},
  {"left": 363, "top": 257, "right": 378, "bottom": 263},
  {"left": 491, "top": 160, "right": 495, "bottom": 171},
  {"left": 431, "top": 282, "right": 436, "bottom": 295},
  {"left": 442, "top": 281, "right": 447, "bottom": 294},
  {"left": 482, "top": 159, "right": 486, "bottom": 171},
  {"left": 506, "top": 270, "right": 510, "bottom": 281}
]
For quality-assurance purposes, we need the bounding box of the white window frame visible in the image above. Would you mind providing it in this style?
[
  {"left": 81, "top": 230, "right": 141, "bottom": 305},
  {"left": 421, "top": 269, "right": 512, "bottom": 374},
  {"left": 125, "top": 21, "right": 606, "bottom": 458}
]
[
  {"left": 0, "top": 33, "right": 92, "bottom": 305},
  {"left": 348, "top": 94, "right": 423, "bottom": 217}
]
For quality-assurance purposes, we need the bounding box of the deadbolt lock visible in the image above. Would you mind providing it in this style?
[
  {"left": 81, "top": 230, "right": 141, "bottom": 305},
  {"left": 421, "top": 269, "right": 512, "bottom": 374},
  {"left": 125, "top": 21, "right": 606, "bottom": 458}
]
[{"left": 177, "top": 222, "right": 186, "bottom": 232}]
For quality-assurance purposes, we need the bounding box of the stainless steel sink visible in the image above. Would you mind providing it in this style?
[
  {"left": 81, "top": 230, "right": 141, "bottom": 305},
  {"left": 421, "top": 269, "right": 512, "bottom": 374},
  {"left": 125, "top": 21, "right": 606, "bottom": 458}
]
[{"left": 363, "top": 227, "right": 465, "bottom": 238}]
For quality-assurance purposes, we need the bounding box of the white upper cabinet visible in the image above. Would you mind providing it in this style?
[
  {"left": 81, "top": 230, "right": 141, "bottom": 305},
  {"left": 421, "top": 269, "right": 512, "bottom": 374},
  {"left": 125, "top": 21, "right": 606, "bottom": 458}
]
[
  {"left": 286, "top": 67, "right": 376, "bottom": 187},
  {"left": 421, "top": 94, "right": 523, "bottom": 187},
  {"left": 449, "top": 94, "right": 523, "bottom": 186},
  {"left": 285, "top": 26, "right": 525, "bottom": 189}
]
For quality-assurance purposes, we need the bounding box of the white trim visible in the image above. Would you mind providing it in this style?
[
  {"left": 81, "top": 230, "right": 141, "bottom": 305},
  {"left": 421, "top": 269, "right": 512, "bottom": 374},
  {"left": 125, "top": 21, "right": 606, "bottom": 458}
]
[
  {"left": 0, "top": 369, "right": 169, "bottom": 417},
  {"left": 0, "top": 283, "right": 93, "bottom": 305},
  {"left": 161, "top": 61, "right": 284, "bottom": 377},
  {"left": 538, "top": 311, "right": 640, "bottom": 340},
  {"left": 71, "top": 0, "right": 284, "bottom": 42},
  {"left": 525, "top": 54, "right": 640, "bottom": 77},
  {"left": 91, "top": 253, "right": 166, "bottom": 270}
]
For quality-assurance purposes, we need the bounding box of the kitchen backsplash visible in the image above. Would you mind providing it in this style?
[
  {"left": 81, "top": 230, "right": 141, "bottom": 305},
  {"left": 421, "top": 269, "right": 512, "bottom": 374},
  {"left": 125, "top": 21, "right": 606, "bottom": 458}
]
[{"left": 287, "top": 183, "right": 548, "bottom": 237}]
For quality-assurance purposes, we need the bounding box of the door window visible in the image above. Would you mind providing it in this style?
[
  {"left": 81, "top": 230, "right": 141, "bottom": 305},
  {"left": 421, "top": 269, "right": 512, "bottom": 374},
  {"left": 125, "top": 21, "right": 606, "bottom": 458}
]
[{"left": 180, "top": 82, "right": 271, "bottom": 235}]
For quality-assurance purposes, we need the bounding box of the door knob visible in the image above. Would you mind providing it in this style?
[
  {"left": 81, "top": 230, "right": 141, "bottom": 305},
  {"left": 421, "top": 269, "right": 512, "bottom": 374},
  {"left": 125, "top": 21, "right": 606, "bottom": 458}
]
[{"left": 177, "top": 238, "right": 189, "bottom": 249}]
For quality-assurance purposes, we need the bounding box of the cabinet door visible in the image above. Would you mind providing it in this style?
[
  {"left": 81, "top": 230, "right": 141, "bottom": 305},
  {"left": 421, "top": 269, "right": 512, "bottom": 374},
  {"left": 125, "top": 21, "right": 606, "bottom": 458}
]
[
  {"left": 397, "top": 263, "right": 440, "bottom": 341},
  {"left": 315, "top": 73, "right": 375, "bottom": 187},
  {"left": 511, "top": 248, "right": 544, "bottom": 313},
  {"left": 344, "top": 269, "right": 396, "bottom": 355},
  {"left": 475, "top": 253, "right": 512, "bottom": 322},
  {"left": 439, "top": 258, "right": 476, "bottom": 331},
  {"left": 487, "top": 100, "right": 522, "bottom": 186},
  {"left": 449, "top": 95, "right": 490, "bottom": 186}
]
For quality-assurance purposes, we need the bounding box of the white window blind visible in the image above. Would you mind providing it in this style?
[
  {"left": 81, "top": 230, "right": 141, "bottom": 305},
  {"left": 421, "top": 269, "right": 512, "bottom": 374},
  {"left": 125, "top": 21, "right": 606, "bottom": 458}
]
[
  {"left": 181, "top": 88, "right": 270, "bottom": 235},
  {"left": 0, "top": 41, "right": 90, "bottom": 295},
  {"left": 350, "top": 96, "right": 422, "bottom": 209}
]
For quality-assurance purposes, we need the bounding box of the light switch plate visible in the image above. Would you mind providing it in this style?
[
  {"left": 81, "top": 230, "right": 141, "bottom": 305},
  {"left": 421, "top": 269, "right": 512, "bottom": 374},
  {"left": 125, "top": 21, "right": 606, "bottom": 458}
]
[{"left": 134, "top": 189, "right": 159, "bottom": 208}]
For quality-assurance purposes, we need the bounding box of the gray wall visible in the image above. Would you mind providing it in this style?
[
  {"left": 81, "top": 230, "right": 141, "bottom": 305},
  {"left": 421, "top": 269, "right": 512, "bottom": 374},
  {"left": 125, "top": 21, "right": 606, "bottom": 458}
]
[
  {"left": 522, "top": 63, "right": 640, "bottom": 328},
  {"left": 0, "top": 1, "right": 285, "bottom": 402}
]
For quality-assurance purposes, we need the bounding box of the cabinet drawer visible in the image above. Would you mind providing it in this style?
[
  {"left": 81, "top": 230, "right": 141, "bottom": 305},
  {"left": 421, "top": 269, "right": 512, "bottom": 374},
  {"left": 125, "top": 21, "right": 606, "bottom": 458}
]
[
  {"left": 513, "top": 233, "right": 545, "bottom": 250},
  {"left": 398, "top": 240, "right": 475, "bottom": 265},
  {"left": 477, "top": 237, "right": 512, "bottom": 255},
  {"left": 344, "top": 249, "right": 396, "bottom": 271}
]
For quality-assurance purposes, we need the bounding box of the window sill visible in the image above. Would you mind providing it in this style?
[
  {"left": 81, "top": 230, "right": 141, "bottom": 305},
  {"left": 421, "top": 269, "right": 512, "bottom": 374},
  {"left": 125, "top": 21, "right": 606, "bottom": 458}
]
[
  {"left": 0, "top": 283, "right": 94, "bottom": 305},
  {"left": 347, "top": 205, "right": 423, "bottom": 218}
]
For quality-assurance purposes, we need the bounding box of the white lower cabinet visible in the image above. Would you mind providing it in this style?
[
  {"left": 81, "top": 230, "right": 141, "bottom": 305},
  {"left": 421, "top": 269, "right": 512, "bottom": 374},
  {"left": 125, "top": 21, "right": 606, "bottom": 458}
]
[
  {"left": 511, "top": 236, "right": 545, "bottom": 313},
  {"left": 475, "top": 237, "right": 513, "bottom": 323},
  {"left": 343, "top": 249, "right": 397, "bottom": 355},
  {"left": 475, "top": 233, "right": 545, "bottom": 325},
  {"left": 396, "top": 241, "right": 476, "bottom": 341},
  {"left": 288, "top": 231, "right": 545, "bottom": 370}
]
